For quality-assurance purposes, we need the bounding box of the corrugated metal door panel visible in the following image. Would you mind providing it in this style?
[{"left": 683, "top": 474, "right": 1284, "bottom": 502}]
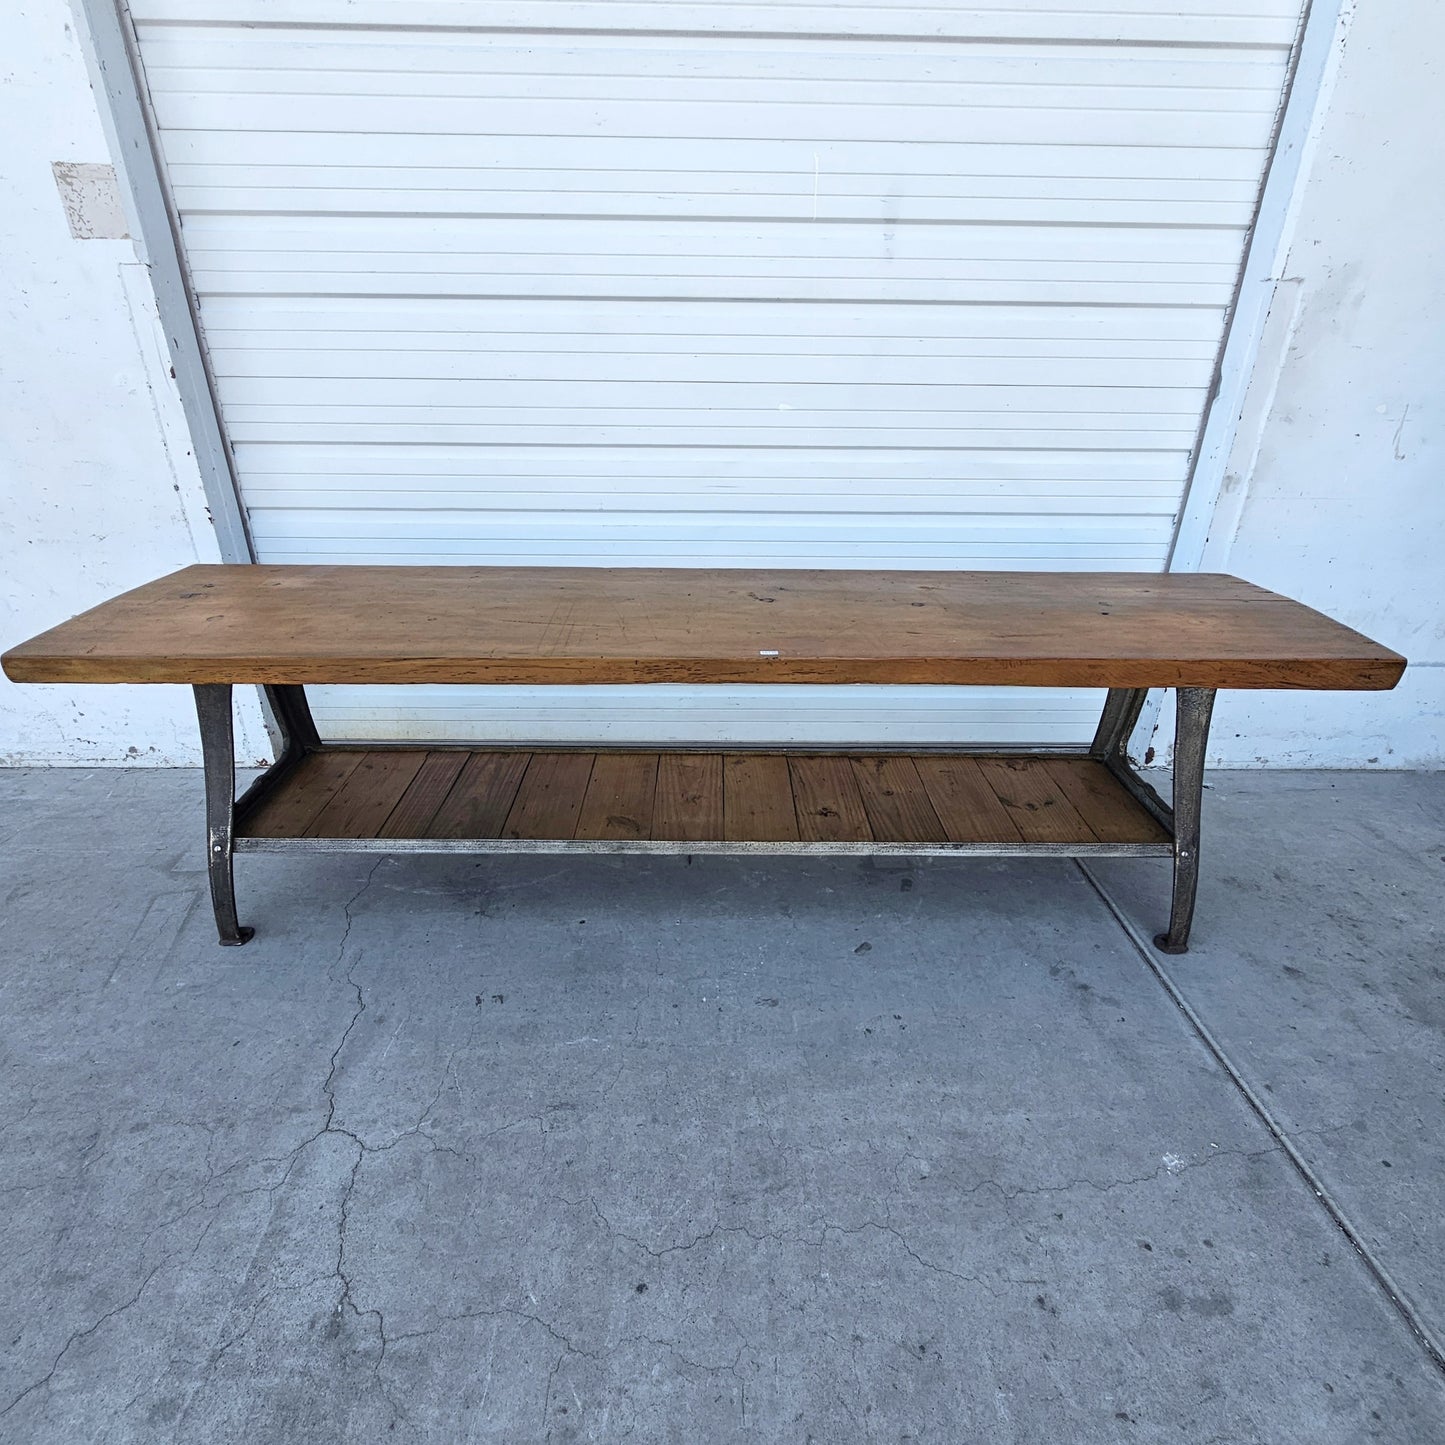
[
  {"left": 128, "top": 0, "right": 1306, "bottom": 744},
  {"left": 303, "top": 685, "right": 1108, "bottom": 749},
  {"left": 132, "top": 1, "right": 1303, "bottom": 44}
]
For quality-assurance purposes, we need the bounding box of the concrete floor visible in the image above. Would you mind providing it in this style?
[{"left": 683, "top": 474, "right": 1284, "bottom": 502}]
[{"left": 0, "top": 768, "right": 1442, "bottom": 1443}]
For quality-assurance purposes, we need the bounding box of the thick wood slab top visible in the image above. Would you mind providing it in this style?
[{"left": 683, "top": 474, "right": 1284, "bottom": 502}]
[{"left": 2, "top": 564, "right": 1405, "bottom": 690}]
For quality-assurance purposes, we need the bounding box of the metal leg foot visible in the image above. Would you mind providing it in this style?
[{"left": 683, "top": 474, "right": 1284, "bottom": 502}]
[
  {"left": 1154, "top": 686, "right": 1215, "bottom": 954},
  {"left": 195, "top": 683, "right": 254, "bottom": 946}
]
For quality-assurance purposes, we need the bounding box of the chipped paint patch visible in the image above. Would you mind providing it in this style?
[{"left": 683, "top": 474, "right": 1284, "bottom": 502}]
[{"left": 52, "top": 161, "right": 128, "bottom": 239}]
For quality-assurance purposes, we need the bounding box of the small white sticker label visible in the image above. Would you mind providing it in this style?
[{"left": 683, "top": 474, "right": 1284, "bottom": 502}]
[{"left": 759, "top": 650, "right": 780, "bottom": 656}]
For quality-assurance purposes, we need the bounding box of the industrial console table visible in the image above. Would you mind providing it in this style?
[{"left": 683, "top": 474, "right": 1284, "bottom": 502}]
[{"left": 3, "top": 565, "right": 1405, "bottom": 953}]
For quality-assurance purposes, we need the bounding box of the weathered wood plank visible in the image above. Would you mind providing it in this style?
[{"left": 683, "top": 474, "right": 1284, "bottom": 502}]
[
  {"left": 239, "top": 747, "right": 1172, "bottom": 848},
  {"left": 911, "top": 755, "right": 1025, "bottom": 845},
  {"left": 976, "top": 757, "right": 1099, "bottom": 844},
  {"left": 427, "top": 751, "right": 530, "bottom": 838},
  {"left": 851, "top": 755, "right": 948, "bottom": 843},
  {"left": 653, "top": 753, "right": 723, "bottom": 841},
  {"left": 2, "top": 564, "right": 1407, "bottom": 691},
  {"left": 306, "top": 750, "right": 428, "bottom": 838},
  {"left": 790, "top": 755, "right": 872, "bottom": 842},
  {"left": 576, "top": 752, "right": 660, "bottom": 840},
  {"left": 724, "top": 754, "right": 798, "bottom": 841},
  {"left": 1043, "top": 758, "right": 1170, "bottom": 844},
  {"left": 241, "top": 749, "right": 365, "bottom": 838},
  {"left": 503, "top": 752, "right": 595, "bottom": 839},
  {"left": 377, "top": 750, "right": 468, "bottom": 839}
]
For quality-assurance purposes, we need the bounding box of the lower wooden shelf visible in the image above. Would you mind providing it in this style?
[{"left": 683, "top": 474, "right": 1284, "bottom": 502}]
[{"left": 235, "top": 748, "right": 1172, "bottom": 856}]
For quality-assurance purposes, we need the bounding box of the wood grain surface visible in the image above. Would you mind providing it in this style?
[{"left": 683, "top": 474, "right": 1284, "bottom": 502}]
[
  {"left": 2, "top": 564, "right": 1405, "bottom": 690},
  {"left": 238, "top": 748, "right": 1172, "bottom": 847}
]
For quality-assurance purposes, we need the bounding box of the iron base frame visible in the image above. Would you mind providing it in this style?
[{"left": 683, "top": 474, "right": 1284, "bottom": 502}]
[{"left": 194, "top": 683, "right": 1214, "bottom": 952}]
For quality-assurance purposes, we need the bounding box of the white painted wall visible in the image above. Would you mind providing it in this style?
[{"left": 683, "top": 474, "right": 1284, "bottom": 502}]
[
  {"left": 0, "top": 0, "right": 266, "bottom": 765},
  {"left": 1194, "top": 0, "right": 1444, "bottom": 767},
  {"left": 0, "top": 0, "right": 1440, "bottom": 768}
]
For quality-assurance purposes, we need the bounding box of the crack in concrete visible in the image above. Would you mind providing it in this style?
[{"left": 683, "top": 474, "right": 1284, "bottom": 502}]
[
  {"left": 320, "top": 860, "right": 386, "bottom": 1135},
  {"left": 823, "top": 1217, "right": 991, "bottom": 1291},
  {"left": 0, "top": 839, "right": 1325, "bottom": 1430},
  {"left": 382, "top": 1302, "right": 749, "bottom": 1434},
  {"left": 381, "top": 1301, "right": 604, "bottom": 1433},
  {"left": 329, "top": 1136, "right": 402, "bottom": 1427},
  {"left": 539, "top": 1346, "right": 574, "bottom": 1435},
  {"left": 947, "top": 1140, "right": 1280, "bottom": 1204},
  {"left": 105, "top": 990, "right": 1260, "bottom": 1427},
  {"left": 309, "top": 861, "right": 507, "bottom": 1428},
  {"left": 1, "top": 1261, "right": 167, "bottom": 1418},
  {"left": 388, "top": 1304, "right": 602, "bottom": 1360},
  {"left": 597, "top": 1008, "right": 643, "bottom": 1103},
  {"left": 573, "top": 1193, "right": 990, "bottom": 1297},
  {"left": 317, "top": 859, "right": 413, "bottom": 1429},
  {"left": 1, "top": 859, "right": 459, "bottom": 1424},
  {"left": 1080, "top": 858, "right": 1445, "bottom": 1379},
  {"left": 550, "top": 1142, "right": 1276, "bottom": 1310},
  {"left": 0, "top": 1090, "right": 40, "bottom": 1141},
  {"left": 0, "top": 1122, "right": 320, "bottom": 1420}
]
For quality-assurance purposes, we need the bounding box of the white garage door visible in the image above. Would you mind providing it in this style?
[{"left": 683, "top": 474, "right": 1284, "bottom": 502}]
[{"left": 129, "top": 0, "right": 1306, "bottom": 744}]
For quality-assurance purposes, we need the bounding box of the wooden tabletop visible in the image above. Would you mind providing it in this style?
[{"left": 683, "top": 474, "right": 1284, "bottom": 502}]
[{"left": 2, "top": 564, "right": 1405, "bottom": 690}]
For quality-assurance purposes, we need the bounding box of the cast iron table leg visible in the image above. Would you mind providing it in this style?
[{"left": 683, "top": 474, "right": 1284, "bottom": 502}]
[
  {"left": 1154, "top": 686, "right": 1216, "bottom": 955},
  {"left": 262, "top": 683, "right": 320, "bottom": 762},
  {"left": 194, "top": 683, "right": 254, "bottom": 946},
  {"left": 1090, "top": 686, "right": 1148, "bottom": 764}
]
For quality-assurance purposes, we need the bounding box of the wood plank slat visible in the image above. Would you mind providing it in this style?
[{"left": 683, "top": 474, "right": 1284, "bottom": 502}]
[
  {"left": 850, "top": 755, "right": 948, "bottom": 842},
  {"left": 723, "top": 754, "right": 798, "bottom": 841},
  {"left": 426, "top": 750, "right": 530, "bottom": 838},
  {"left": 575, "top": 752, "right": 660, "bottom": 840},
  {"left": 377, "top": 750, "right": 468, "bottom": 838},
  {"left": 911, "top": 755, "right": 1025, "bottom": 844},
  {"left": 502, "top": 751, "right": 596, "bottom": 839},
  {"left": 240, "top": 749, "right": 365, "bottom": 838},
  {"left": 652, "top": 753, "right": 723, "bottom": 841},
  {"left": 976, "top": 757, "right": 1100, "bottom": 844},
  {"left": 239, "top": 748, "right": 1169, "bottom": 848},
  {"left": 305, "top": 750, "right": 429, "bottom": 838},
  {"left": 789, "top": 755, "right": 872, "bottom": 842},
  {"left": 1042, "top": 758, "right": 1170, "bottom": 844},
  {"left": 3, "top": 564, "right": 1407, "bottom": 692}
]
